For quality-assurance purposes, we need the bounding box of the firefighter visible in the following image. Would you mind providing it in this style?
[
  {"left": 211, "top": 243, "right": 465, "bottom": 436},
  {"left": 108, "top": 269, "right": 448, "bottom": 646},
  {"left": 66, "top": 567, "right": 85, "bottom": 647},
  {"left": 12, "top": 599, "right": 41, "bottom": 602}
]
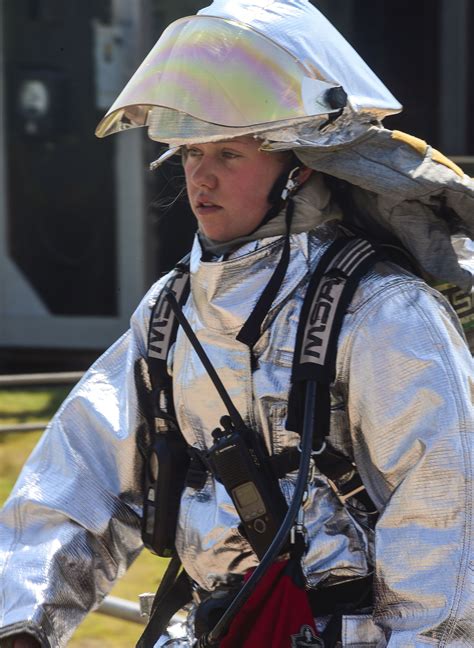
[{"left": 1, "top": 2, "right": 472, "bottom": 646}]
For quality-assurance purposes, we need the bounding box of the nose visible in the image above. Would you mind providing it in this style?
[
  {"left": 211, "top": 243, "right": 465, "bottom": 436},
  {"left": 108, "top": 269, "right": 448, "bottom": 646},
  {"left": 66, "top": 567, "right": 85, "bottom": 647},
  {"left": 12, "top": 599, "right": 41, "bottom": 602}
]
[{"left": 188, "top": 156, "right": 218, "bottom": 190}]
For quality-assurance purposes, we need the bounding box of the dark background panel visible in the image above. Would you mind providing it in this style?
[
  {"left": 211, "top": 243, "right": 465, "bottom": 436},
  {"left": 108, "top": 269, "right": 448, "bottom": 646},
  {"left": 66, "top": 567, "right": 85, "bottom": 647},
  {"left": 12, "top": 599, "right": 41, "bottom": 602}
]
[
  {"left": 4, "top": 0, "right": 117, "bottom": 316},
  {"left": 315, "top": 0, "right": 440, "bottom": 145}
]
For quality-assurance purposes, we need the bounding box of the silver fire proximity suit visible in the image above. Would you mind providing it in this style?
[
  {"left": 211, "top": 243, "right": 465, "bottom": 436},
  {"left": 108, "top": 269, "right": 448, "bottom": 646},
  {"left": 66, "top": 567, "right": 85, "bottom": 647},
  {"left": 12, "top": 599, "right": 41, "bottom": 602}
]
[
  {"left": 1, "top": 0, "right": 473, "bottom": 646},
  {"left": 0, "top": 177, "right": 472, "bottom": 646}
]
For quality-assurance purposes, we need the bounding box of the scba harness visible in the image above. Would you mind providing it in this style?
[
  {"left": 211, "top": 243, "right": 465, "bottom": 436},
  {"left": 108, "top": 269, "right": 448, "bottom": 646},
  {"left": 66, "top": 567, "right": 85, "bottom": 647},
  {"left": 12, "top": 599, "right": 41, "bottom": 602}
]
[
  {"left": 138, "top": 231, "right": 472, "bottom": 647},
  {"left": 137, "top": 232, "right": 385, "bottom": 648}
]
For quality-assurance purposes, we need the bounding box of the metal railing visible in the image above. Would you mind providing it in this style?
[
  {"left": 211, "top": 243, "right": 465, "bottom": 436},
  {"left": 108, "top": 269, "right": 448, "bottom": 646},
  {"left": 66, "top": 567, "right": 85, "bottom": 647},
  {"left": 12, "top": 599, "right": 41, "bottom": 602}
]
[
  {"left": 96, "top": 594, "right": 185, "bottom": 627},
  {"left": 0, "top": 371, "right": 84, "bottom": 387},
  {"left": 0, "top": 371, "right": 83, "bottom": 435},
  {"left": 0, "top": 421, "right": 49, "bottom": 434},
  {"left": 97, "top": 596, "right": 147, "bottom": 625}
]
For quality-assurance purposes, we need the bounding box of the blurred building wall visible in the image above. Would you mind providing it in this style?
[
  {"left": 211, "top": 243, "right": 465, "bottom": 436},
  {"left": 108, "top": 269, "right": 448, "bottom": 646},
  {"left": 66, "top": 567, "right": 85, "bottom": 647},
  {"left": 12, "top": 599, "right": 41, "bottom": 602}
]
[{"left": 0, "top": 1, "right": 152, "bottom": 369}]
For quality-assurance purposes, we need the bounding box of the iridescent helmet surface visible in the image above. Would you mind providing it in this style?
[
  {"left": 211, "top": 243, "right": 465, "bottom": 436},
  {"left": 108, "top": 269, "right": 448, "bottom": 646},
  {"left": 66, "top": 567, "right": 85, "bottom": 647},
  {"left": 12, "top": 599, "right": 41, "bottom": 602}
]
[{"left": 95, "top": 0, "right": 401, "bottom": 147}]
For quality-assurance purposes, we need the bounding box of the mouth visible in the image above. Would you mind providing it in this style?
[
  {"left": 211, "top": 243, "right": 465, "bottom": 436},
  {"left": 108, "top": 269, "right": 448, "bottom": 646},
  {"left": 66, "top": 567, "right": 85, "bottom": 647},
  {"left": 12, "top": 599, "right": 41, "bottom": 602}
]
[{"left": 195, "top": 199, "right": 223, "bottom": 214}]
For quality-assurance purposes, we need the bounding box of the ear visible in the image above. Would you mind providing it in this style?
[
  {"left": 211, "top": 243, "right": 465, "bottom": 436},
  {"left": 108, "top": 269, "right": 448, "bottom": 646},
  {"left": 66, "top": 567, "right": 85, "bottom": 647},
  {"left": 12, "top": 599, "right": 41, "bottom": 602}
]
[{"left": 296, "top": 166, "right": 313, "bottom": 187}]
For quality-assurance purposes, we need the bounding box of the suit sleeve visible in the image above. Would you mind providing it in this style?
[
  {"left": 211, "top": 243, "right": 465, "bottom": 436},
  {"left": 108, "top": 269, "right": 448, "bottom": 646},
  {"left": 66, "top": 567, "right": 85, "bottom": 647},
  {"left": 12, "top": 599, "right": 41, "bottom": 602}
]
[
  {"left": 0, "top": 277, "right": 168, "bottom": 647},
  {"left": 343, "top": 282, "right": 473, "bottom": 647}
]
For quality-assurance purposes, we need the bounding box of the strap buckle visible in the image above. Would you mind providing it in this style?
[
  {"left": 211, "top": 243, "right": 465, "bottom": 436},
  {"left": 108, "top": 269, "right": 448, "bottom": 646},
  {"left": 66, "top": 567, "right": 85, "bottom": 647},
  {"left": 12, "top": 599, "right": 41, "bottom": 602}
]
[
  {"left": 186, "top": 447, "right": 210, "bottom": 490},
  {"left": 327, "top": 477, "right": 366, "bottom": 505},
  {"left": 297, "top": 440, "right": 327, "bottom": 456},
  {"left": 290, "top": 488, "right": 309, "bottom": 545},
  {"left": 139, "top": 592, "right": 156, "bottom": 619}
]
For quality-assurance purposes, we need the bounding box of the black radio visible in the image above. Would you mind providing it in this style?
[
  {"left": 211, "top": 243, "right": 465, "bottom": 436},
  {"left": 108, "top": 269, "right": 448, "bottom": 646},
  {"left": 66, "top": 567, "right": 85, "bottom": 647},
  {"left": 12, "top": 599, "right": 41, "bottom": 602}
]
[
  {"left": 142, "top": 431, "right": 190, "bottom": 557},
  {"left": 208, "top": 419, "right": 288, "bottom": 560}
]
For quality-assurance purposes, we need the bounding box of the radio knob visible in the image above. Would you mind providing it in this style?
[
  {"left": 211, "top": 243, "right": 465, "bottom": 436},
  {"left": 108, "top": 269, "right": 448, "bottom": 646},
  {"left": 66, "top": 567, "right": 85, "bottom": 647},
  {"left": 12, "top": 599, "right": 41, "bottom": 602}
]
[{"left": 253, "top": 519, "right": 267, "bottom": 534}]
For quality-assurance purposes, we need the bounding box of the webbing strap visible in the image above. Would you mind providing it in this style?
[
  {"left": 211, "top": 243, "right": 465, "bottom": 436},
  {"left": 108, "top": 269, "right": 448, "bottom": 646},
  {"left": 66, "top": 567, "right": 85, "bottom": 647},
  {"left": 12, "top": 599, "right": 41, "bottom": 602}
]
[
  {"left": 136, "top": 556, "right": 192, "bottom": 648},
  {"left": 147, "top": 256, "right": 190, "bottom": 394},
  {"left": 141, "top": 259, "right": 192, "bottom": 645},
  {"left": 292, "top": 237, "right": 381, "bottom": 385},
  {"left": 290, "top": 237, "right": 381, "bottom": 444},
  {"left": 288, "top": 236, "right": 381, "bottom": 514}
]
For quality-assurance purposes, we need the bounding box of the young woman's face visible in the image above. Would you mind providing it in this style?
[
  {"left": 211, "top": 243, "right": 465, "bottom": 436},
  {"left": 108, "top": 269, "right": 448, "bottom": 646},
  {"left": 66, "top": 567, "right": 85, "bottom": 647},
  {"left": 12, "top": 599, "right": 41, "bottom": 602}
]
[{"left": 183, "top": 137, "right": 289, "bottom": 242}]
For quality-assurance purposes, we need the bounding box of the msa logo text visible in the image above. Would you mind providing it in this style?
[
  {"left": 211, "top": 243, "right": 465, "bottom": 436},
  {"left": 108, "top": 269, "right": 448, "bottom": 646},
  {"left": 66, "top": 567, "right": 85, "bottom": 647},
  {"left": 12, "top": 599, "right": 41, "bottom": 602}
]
[
  {"left": 148, "top": 271, "right": 188, "bottom": 360},
  {"left": 302, "top": 275, "right": 345, "bottom": 364},
  {"left": 149, "top": 297, "right": 173, "bottom": 359}
]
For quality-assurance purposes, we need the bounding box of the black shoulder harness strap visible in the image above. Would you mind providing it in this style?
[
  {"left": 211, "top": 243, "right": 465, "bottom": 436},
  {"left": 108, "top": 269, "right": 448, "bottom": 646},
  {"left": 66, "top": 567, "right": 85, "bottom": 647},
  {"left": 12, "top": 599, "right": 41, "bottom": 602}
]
[
  {"left": 148, "top": 254, "right": 191, "bottom": 389},
  {"left": 137, "top": 257, "right": 191, "bottom": 648},
  {"left": 140, "top": 255, "right": 191, "bottom": 557},
  {"left": 288, "top": 235, "right": 382, "bottom": 509}
]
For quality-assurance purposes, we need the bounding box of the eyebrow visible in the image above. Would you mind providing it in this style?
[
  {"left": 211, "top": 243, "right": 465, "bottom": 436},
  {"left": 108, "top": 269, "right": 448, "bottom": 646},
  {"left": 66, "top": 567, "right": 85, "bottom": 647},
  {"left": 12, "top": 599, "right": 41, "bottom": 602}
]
[
  {"left": 220, "top": 137, "right": 255, "bottom": 144},
  {"left": 188, "top": 138, "right": 255, "bottom": 146}
]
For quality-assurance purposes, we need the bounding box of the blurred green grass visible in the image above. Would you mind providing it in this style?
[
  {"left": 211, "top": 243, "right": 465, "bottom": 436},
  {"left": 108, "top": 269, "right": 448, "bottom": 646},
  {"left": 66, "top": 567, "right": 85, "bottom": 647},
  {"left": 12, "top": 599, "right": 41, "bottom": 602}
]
[{"left": 0, "top": 386, "right": 168, "bottom": 647}]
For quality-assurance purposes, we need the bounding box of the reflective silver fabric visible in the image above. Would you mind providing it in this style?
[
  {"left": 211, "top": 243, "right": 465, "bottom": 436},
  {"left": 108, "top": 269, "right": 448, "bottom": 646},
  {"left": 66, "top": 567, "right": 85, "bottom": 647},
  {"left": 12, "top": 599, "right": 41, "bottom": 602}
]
[
  {"left": 293, "top": 126, "right": 474, "bottom": 291},
  {"left": 2, "top": 218, "right": 471, "bottom": 647}
]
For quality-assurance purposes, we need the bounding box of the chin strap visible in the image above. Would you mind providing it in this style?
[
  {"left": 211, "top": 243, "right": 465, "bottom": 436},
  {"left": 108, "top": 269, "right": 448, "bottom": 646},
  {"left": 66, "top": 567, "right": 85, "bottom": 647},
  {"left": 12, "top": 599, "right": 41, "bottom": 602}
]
[{"left": 237, "top": 166, "right": 301, "bottom": 348}]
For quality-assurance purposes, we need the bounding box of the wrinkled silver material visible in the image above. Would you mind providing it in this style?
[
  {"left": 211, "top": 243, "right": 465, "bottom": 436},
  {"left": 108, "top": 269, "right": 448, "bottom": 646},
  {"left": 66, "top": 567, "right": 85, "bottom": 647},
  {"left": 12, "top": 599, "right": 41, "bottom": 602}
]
[
  {"left": 292, "top": 125, "right": 474, "bottom": 291},
  {"left": 1, "top": 215, "right": 472, "bottom": 647}
]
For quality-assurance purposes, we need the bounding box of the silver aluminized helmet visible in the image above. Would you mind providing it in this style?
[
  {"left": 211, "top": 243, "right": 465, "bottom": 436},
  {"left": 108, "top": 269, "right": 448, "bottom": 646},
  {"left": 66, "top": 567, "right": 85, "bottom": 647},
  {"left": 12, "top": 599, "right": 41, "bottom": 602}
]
[{"left": 95, "top": 0, "right": 401, "bottom": 149}]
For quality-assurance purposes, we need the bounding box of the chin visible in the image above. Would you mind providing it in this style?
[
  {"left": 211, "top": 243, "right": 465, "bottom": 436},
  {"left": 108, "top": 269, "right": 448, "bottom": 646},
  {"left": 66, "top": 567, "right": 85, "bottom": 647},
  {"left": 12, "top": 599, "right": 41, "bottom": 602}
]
[
  {"left": 210, "top": 235, "right": 234, "bottom": 243},
  {"left": 201, "top": 228, "right": 236, "bottom": 242}
]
